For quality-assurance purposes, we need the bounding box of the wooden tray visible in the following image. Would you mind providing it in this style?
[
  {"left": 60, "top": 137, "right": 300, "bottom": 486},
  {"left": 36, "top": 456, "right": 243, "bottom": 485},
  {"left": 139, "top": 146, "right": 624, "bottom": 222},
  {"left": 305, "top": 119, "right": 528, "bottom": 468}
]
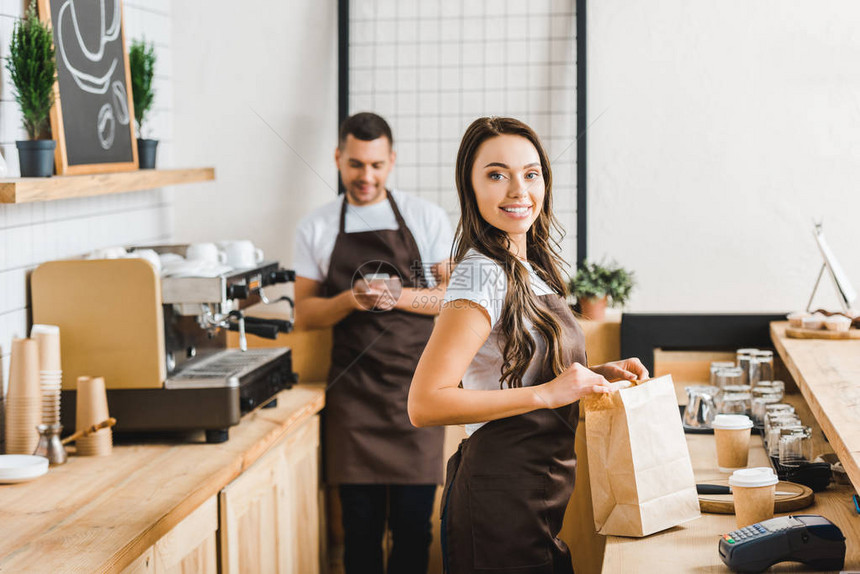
[
  {"left": 785, "top": 327, "right": 860, "bottom": 340},
  {"left": 698, "top": 480, "right": 814, "bottom": 514}
]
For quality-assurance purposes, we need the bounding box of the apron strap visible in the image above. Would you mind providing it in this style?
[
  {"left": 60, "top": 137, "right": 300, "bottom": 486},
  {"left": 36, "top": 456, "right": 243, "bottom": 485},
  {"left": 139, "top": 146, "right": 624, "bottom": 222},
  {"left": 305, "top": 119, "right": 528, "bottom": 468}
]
[
  {"left": 338, "top": 196, "right": 348, "bottom": 234},
  {"left": 338, "top": 190, "right": 405, "bottom": 234},
  {"left": 386, "top": 190, "right": 408, "bottom": 230},
  {"left": 386, "top": 191, "right": 429, "bottom": 288}
]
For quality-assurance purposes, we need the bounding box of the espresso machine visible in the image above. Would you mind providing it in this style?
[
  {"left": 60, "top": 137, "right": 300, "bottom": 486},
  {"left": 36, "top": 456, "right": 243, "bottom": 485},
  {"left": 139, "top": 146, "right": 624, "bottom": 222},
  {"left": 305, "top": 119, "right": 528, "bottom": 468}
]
[{"left": 30, "top": 245, "right": 297, "bottom": 443}]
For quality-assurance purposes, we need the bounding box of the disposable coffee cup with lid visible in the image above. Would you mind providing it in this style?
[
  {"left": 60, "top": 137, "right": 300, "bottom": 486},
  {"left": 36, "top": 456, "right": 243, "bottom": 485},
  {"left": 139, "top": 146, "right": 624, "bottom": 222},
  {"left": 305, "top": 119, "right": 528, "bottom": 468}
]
[
  {"left": 728, "top": 467, "right": 778, "bottom": 488},
  {"left": 729, "top": 467, "right": 779, "bottom": 528},
  {"left": 711, "top": 414, "right": 754, "bottom": 430},
  {"left": 712, "top": 415, "right": 753, "bottom": 472}
]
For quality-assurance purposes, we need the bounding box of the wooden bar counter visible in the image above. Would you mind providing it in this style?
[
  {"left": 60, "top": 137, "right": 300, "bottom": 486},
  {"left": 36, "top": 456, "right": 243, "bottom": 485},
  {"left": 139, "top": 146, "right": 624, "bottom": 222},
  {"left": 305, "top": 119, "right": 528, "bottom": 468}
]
[
  {"left": 771, "top": 321, "right": 860, "bottom": 490},
  {"left": 601, "top": 390, "right": 859, "bottom": 572},
  {"left": 0, "top": 385, "right": 324, "bottom": 574}
]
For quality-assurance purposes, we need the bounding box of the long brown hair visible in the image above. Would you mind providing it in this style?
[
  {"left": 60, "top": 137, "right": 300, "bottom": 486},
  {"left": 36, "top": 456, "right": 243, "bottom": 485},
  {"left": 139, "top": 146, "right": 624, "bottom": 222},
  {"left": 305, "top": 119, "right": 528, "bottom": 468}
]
[{"left": 453, "top": 117, "right": 569, "bottom": 388}]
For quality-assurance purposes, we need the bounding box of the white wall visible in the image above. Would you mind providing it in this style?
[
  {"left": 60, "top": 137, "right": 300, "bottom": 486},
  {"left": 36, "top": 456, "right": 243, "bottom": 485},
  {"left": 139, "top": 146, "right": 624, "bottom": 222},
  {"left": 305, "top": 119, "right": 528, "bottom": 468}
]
[
  {"left": 170, "top": 1, "right": 338, "bottom": 268},
  {"left": 0, "top": 0, "right": 175, "bottom": 392},
  {"left": 589, "top": 0, "right": 860, "bottom": 313}
]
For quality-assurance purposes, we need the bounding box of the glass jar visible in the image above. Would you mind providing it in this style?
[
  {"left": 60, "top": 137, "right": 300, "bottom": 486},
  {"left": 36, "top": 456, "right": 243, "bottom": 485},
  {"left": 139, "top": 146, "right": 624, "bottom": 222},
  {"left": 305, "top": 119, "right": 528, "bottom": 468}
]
[
  {"left": 717, "top": 388, "right": 752, "bottom": 415},
  {"left": 750, "top": 350, "right": 775, "bottom": 387},
  {"left": 715, "top": 367, "right": 744, "bottom": 390},
  {"left": 710, "top": 361, "right": 736, "bottom": 386},
  {"left": 736, "top": 349, "right": 759, "bottom": 386},
  {"left": 765, "top": 413, "right": 802, "bottom": 457},
  {"left": 778, "top": 425, "right": 813, "bottom": 467},
  {"left": 751, "top": 392, "right": 783, "bottom": 426}
]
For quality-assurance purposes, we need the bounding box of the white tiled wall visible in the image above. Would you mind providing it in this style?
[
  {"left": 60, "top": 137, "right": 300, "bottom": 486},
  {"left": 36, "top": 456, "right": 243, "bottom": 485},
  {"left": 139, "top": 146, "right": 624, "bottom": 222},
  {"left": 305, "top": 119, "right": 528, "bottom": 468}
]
[
  {"left": 0, "top": 0, "right": 174, "bottom": 393},
  {"left": 349, "top": 0, "right": 578, "bottom": 267}
]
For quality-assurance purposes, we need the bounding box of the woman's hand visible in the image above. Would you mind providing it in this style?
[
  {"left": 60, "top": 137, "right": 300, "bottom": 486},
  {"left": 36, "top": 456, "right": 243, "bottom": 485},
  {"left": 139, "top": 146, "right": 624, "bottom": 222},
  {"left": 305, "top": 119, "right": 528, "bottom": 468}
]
[
  {"left": 534, "top": 363, "right": 616, "bottom": 410},
  {"left": 590, "top": 358, "right": 649, "bottom": 383}
]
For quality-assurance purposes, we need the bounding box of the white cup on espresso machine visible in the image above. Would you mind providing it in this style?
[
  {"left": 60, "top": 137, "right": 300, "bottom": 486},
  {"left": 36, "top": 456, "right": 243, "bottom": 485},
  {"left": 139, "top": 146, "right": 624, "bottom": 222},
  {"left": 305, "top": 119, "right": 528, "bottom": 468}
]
[
  {"left": 219, "top": 240, "right": 264, "bottom": 269},
  {"left": 185, "top": 242, "right": 227, "bottom": 264}
]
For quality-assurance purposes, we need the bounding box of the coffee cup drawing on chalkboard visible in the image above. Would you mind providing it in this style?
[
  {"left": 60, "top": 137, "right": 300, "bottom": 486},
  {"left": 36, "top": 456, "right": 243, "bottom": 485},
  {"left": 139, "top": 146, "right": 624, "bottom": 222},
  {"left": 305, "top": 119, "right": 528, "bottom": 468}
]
[
  {"left": 57, "top": 0, "right": 131, "bottom": 150},
  {"left": 39, "top": 0, "right": 139, "bottom": 174}
]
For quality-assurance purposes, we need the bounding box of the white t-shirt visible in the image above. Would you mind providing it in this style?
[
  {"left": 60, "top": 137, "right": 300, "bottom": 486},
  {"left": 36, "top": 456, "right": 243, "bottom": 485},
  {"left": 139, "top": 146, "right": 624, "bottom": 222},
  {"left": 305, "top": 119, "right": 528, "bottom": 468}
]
[
  {"left": 293, "top": 189, "right": 454, "bottom": 286},
  {"left": 442, "top": 249, "right": 556, "bottom": 435}
]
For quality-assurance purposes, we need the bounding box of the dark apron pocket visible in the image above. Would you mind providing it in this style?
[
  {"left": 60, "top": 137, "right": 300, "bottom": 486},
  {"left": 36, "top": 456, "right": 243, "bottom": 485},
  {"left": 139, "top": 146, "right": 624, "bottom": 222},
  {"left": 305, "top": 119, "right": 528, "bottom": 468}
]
[{"left": 468, "top": 474, "right": 552, "bottom": 572}]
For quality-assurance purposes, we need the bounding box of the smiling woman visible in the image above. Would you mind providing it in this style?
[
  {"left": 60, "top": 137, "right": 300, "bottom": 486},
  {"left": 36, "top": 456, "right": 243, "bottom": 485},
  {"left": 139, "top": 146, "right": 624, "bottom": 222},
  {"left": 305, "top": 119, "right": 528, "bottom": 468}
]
[
  {"left": 408, "top": 117, "right": 647, "bottom": 574},
  {"left": 450, "top": 118, "right": 570, "bottom": 390},
  {"left": 472, "top": 136, "right": 546, "bottom": 255}
]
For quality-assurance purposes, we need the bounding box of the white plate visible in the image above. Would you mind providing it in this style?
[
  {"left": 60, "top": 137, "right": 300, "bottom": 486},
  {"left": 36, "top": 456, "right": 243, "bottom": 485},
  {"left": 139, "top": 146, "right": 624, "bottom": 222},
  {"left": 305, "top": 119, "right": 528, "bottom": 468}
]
[{"left": 0, "top": 455, "right": 49, "bottom": 483}]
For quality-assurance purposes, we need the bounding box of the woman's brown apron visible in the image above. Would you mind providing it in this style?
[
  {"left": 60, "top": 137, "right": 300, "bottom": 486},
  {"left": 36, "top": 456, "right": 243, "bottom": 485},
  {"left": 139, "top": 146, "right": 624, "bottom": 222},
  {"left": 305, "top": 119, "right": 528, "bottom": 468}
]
[
  {"left": 322, "top": 191, "right": 445, "bottom": 485},
  {"left": 440, "top": 294, "right": 586, "bottom": 573}
]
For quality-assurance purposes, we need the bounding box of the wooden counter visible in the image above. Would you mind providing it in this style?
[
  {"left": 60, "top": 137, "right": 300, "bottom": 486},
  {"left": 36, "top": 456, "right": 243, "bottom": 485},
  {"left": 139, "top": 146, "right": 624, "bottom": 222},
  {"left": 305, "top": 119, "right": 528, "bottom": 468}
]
[
  {"left": 0, "top": 385, "right": 324, "bottom": 573},
  {"left": 601, "top": 388, "right": 859, "bottom": 573},
  {"left": 771, "top": 321, "right": 860, "bottom": 491}
]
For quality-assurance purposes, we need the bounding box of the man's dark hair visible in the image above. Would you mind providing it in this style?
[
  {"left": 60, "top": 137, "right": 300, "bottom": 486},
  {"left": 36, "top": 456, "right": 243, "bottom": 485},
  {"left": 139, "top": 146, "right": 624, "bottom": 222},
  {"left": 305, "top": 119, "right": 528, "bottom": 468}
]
[{"left": 338, "top": 112, "right": 393, "bottom": 149}]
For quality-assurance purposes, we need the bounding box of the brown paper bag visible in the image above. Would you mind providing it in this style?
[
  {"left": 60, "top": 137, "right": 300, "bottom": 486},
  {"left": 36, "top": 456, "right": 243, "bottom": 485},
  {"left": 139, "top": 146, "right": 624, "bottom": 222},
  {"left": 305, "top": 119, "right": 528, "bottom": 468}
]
[{"left": 583, "top": 374, "right": 700, "bottom": 537}]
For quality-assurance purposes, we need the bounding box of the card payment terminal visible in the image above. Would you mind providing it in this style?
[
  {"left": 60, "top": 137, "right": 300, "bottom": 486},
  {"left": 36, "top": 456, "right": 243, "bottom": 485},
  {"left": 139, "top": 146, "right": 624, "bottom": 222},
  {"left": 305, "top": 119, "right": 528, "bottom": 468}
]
[{"left": 719, "top": 515, "right": 845, "bottom": 572}]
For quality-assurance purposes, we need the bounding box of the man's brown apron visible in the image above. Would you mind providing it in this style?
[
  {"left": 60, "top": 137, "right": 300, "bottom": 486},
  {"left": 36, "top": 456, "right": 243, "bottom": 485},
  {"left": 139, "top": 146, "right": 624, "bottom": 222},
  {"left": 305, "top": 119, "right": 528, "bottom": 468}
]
[
  {"left": 323, "top": 191, "right": 444, "bottom": 485},
  {"left": 440, "top": 294, "right": 586, "bottom": 574}
]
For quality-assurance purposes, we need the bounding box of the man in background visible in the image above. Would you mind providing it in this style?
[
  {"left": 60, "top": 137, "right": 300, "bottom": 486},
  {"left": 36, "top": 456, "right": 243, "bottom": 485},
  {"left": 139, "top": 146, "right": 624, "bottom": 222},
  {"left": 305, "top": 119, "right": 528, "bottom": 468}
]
[{"left": 293, "top": 112, "right": 453, "bottom": 574}]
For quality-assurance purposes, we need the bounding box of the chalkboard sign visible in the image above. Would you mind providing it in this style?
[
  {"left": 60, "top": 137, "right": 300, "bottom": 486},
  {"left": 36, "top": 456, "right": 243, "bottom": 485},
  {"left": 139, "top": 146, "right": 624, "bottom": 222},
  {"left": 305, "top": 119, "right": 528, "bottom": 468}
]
[{"left": 39, "top": 0, "right": 138, "bottom": 174}]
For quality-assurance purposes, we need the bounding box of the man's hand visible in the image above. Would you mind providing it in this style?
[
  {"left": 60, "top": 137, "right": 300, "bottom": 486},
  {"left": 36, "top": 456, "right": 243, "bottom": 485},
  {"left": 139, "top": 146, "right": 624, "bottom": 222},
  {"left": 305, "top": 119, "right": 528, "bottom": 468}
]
[
  {"left": 353, "top": 276, "right": 402, "bottom": 311},
  {"left": 294, "top": 276, "right": 359, "bottom": 330}
]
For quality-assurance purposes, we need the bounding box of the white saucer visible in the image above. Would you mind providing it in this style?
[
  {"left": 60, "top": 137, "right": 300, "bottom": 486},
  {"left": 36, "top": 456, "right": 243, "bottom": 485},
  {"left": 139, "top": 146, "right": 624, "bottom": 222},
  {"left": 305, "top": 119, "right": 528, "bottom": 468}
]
[
  {"left": 0, "top": 455, "right": 49, "bottom": 483},
  {"left": 162, "top": 260, "right": 232, "bottom": 278}
]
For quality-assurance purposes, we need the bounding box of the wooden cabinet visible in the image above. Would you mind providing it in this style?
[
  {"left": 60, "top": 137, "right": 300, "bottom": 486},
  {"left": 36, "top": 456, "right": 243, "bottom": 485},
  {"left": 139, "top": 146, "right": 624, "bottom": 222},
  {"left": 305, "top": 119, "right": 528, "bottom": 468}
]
[
  {"left": 220, "top": 414, "right": 322, "bottom": 574},
  {"left": 121, "top": 496, "right": 218, "bottom": 574},
  {"left": 0, "top": 387, "right": 324, "bottom": 574},
  {"left": 119, "top": 415, "right": 321, "bottom": 574}
]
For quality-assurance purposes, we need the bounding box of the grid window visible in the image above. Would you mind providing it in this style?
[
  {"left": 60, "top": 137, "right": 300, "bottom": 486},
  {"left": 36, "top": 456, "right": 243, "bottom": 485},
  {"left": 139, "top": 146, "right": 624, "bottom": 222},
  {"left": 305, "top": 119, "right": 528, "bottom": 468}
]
[{"left": 349, "top": 1, "right": 578, "bottom": 266}]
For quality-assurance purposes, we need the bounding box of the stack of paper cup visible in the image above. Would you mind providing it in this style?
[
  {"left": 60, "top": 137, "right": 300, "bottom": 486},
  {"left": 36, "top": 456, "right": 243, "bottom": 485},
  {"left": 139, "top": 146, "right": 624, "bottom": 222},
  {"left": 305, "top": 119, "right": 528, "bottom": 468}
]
[
  {"left": 0, "top": 368, "right": 6, "bottom": 454},
  {"left": 30, "top": 325, "right": 62, "bottom": 426},
  {"left": 5, "top": 339, "right": 42, "bottom": 454},
  {"left": 75, "top": 376, "right": 112, "bottom": 456}
]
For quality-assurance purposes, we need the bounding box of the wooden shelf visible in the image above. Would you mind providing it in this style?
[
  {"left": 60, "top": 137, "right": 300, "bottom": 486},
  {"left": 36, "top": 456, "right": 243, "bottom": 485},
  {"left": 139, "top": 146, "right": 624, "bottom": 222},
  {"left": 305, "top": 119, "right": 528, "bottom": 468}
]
[{"left": 0, "top": 167, "right": 215, "bottom": 204}]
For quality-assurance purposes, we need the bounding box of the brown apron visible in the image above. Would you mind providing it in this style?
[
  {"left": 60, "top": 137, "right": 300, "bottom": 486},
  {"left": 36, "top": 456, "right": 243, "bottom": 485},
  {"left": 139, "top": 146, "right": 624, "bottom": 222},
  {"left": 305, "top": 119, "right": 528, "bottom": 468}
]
[
  {"left": 322, "top": 191, "right": 445, "bottom": 485},
  {"left": 440, "top": 294, "right": 586, "bottom": 574}
]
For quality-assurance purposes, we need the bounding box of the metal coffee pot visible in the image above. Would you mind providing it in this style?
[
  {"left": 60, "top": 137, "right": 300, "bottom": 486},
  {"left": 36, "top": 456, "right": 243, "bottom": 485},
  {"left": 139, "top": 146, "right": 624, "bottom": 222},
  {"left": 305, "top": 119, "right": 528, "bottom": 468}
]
[
  {"left": 684, "top": 386, "right": 720, "bottom": 429},
  {"left": 34, "top": 423, "right": 67, "bottom": 465}
]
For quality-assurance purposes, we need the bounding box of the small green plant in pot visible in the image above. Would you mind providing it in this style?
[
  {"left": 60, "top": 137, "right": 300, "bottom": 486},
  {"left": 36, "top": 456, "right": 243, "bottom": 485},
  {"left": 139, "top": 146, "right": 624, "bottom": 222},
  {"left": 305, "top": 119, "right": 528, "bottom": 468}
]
[
  {"left": 129, "top": 39, "right": 157, "bottom": 169},
  {"left": 6, "top": 2, "right": 57, "bottom": 177},
  {"left": 568, "top": 260, "right": 636, "bottom": 320}
]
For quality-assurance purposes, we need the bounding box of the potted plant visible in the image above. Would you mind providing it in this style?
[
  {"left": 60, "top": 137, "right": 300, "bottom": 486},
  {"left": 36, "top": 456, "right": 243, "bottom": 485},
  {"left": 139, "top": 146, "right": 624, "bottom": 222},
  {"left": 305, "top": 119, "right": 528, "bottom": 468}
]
[
  {"left": 568, "top": 260, "right": 636, "bottom": 320},
  {"left": 129, "top": 39, "right": 157, "bottom": 169},
  {"left": 6, "top": 1, "right": 57, "bottom": 177}
]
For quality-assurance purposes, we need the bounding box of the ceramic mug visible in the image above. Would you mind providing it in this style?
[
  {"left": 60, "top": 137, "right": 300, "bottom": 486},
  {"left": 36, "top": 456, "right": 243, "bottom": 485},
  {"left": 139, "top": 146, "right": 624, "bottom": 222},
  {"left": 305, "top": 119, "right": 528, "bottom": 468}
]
[
  {"left": 127, "top": 249, "right": 162, "bottom": 272},
  {"left": 87, "top": 246, "right": 127, "bottom": 260},
  {"left": 186, "top": 242, "right": 227, "bottom": 264},
  {"left": 219, "top": 240, "right": 264, "bottom": 268}
]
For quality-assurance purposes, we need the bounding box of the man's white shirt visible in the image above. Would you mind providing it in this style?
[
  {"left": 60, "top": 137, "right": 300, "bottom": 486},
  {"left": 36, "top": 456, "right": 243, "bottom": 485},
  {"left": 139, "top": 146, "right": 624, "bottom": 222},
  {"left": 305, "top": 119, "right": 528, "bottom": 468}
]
[{"left": 294, "top": 189, "right": 454, "bottom": 287}]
